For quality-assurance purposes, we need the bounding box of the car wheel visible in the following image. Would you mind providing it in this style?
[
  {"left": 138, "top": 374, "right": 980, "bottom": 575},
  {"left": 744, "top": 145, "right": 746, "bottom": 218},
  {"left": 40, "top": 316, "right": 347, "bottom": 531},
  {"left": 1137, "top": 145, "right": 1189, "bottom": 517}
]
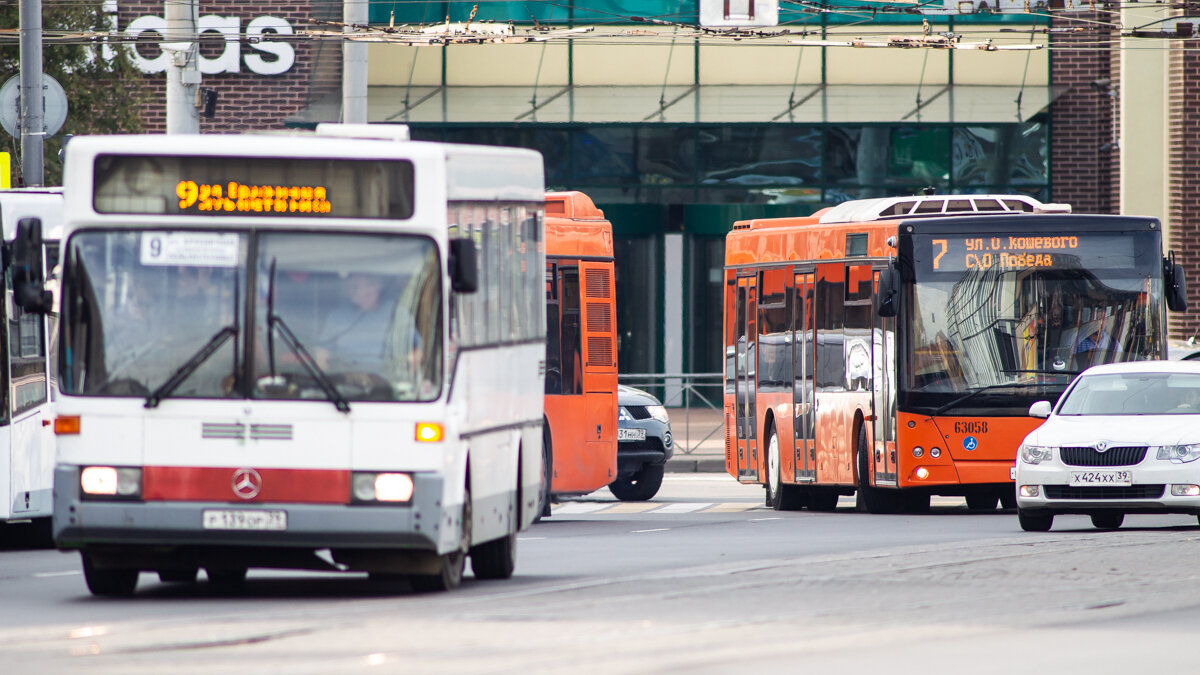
[
  {"left": 609, "top": 463, "right": 665, "bottom": 501},
  {"left": 1018, "top": 509, "right": 1054, "bottom": 532},
  {"left": 157, "top": 567, "right": 199, "bottom": 583},
  {"left": 965, "top": 492, "right": 999, "bottom": 511},
  {"left": 856, "top": 424, "right": 896, "bottom": 514},
  {"left": 412, "top": 482, "right": 469, "bottom": 592},
  {"left": 82, "top": 553, "right": 139, "bottom": 597},
  {"left": 1091, "top": 512, "right": 1124, "bottom": 530}
]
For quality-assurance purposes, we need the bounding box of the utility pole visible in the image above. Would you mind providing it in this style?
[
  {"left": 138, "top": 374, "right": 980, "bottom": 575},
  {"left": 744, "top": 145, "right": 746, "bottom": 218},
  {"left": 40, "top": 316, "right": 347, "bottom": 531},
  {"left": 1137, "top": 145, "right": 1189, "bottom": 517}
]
[
  {"left": 164, "top": 0, "right": 199, "bottom": 134},
  {"left": 19, "top": 0, "right": 45, "bottom": 186},
  {"left": 342, "top": 0, "right": 369, "bottom": 123}
]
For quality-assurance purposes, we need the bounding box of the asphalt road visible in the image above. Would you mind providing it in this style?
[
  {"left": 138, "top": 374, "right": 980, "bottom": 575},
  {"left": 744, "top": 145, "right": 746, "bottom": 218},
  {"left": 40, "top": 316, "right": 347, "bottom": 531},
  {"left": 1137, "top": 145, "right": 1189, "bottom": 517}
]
[{"left": 3, "top": 475, "right": 1200, "bottom": 673}]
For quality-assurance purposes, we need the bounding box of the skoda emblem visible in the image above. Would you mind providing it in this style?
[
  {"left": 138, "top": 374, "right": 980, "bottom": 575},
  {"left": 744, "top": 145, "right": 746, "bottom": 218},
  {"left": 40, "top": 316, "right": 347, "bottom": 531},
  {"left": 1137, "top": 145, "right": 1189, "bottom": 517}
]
[
  {"left": 1094, "top": 441, "right": 1109, "bottom": 453},
  {"left": 232, "top": 468, "right": 262, "bottom": 499}
]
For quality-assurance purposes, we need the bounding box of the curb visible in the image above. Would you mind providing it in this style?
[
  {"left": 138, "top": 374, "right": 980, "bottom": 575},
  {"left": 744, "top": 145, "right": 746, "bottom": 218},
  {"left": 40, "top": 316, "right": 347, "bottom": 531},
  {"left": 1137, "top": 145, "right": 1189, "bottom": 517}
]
[{"left": 664, "top": 457, "right": 727, "bottom": 473}]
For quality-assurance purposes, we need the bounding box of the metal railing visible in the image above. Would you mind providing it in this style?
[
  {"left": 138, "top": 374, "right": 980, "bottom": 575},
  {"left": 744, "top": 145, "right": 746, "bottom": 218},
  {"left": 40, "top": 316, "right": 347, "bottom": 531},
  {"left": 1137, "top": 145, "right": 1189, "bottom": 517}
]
[{"left": 617, "top": 373, "right": 722, "bottom": 456}]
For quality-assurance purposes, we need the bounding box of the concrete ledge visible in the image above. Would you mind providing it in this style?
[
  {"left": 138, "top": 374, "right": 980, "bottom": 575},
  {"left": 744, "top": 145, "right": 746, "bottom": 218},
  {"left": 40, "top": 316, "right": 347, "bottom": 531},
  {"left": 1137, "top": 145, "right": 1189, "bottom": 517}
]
[{"left": 665, "top": 456, "right": 727, "bottom": 473}]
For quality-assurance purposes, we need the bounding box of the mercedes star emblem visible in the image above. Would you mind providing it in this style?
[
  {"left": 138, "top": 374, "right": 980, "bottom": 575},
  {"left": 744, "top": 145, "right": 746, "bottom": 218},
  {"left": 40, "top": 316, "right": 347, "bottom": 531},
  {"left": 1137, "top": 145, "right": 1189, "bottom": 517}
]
[{"left": 232, "top": 468, "right": 262, "bottom": 499}]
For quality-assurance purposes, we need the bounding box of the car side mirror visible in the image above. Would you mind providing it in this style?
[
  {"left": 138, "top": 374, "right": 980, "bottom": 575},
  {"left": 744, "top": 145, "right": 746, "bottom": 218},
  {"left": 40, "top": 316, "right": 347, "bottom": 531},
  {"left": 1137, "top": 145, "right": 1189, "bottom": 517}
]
[
  {"left": 1028, "top": 400, "right": 1052, "bottom": 419},
  {"left": 12, "top": 218, "right": 52, "bottom": 314},
  {"left": 448, "top": 237, "right": 479, "bottom": 294},
  {"left": 876, "top": 263, "right": 899, "bottom": 318},
  {"left": 1165, "top": 251, "right": 1188, "bottom": 312}
]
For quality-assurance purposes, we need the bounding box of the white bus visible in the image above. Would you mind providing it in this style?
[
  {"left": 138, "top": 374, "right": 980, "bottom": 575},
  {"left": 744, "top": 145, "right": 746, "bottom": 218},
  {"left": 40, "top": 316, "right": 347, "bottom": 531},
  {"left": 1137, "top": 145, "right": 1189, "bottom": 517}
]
[
  {"left": 16, "top": 129, "right": 547, "bottom": 595},
  {"left": 0, "top": 188, "right": 60, "bottom": 540}
]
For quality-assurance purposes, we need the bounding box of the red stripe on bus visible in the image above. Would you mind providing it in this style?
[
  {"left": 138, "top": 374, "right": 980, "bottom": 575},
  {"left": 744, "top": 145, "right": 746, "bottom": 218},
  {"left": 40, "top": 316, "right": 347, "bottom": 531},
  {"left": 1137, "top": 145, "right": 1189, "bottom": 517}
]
[{"left": 142, "top": 466, "right": 351, "bottom": 504}]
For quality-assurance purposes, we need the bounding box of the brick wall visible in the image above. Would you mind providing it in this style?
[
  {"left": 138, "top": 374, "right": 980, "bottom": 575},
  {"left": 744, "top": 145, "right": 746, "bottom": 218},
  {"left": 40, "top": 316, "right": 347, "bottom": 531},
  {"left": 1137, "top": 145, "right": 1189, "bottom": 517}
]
[
  {"left": 1049, "top": 11, "right": 1118, "bottom": 215},
  {"left": 119, "top": 1, "right": 340, "bottom": 133},
  {"left": 1168, "top": 41, "right": 1200, "bottom": 339}
]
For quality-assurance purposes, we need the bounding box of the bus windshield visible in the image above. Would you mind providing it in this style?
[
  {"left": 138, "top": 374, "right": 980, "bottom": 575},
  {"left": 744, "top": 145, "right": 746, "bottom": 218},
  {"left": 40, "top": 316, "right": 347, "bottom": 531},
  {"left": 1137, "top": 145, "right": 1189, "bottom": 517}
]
[
  {"left": 60, "top": 230, "right": 442, "bottom": 403},
  {"left": 903, "top": 230, "right": 1164, "bottom": 413}
]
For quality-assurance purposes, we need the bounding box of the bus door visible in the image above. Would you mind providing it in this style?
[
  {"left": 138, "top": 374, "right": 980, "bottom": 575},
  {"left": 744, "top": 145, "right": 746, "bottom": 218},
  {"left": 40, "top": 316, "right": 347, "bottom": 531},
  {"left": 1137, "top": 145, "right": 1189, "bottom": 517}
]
[
  {"left": 792, "top": 272, "right": 816, "bottom": 482},
  {"left": 734, "top": 274, "right": 758, "bottom": 480},
  {"left": 578, "top": 260, "right": 617, "bottom": 477},
  {"left": 871, "top": 269, "right": 897, "bottom": 485}
]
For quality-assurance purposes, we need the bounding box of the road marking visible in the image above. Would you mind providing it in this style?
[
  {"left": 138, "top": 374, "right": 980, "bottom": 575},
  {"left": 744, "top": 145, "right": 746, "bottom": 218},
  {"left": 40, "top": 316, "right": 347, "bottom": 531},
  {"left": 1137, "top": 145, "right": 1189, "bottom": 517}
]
[
  {"left": 656, "top": 502, "right": 713, "bottom": 514},
  {"left": 517, "top": 536, "right": 546, "bottom": 541},
  {"left": 750, "top": 517, "right": 782, "bottom": 521},
  {"left": 705, "top": 502, "right": 762, "bottom": 512},
  {"left": 34, "top": 571, "right": 81, "bottom": 578},
  {"left": 553, "top": 502, "right": 611, "bottom": 515},
  {"left": 604, "top": 502, "right": 660, "bottom": 514},
  {"left": 632, "top": 528, "right": 669, "bottom": 533}
]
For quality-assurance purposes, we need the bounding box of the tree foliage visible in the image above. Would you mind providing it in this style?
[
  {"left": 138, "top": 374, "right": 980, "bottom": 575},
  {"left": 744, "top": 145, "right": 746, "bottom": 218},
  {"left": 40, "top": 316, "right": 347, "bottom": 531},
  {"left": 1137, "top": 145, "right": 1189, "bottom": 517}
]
[{"left": 0, "top": 2, "right": 148, "bottom": 186}]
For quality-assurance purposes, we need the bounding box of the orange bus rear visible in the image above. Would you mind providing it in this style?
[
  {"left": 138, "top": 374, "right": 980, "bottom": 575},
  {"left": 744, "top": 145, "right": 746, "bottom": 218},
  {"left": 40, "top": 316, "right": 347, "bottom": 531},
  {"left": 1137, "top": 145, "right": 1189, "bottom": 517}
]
[
  {"left": 723, "top": 194, "right": 1185, "bottom": 513},
  {"left": 543, "top": 191, "right": 618, "bottom": 504}
]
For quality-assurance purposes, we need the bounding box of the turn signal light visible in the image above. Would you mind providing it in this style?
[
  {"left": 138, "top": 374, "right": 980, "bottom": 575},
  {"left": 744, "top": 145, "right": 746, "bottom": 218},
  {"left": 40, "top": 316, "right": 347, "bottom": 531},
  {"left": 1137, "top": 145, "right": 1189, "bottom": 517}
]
[
  {"left": 55, "top": 416, "right": 81, "bottom": 435},
  {"left": 415, "top": 422, "right": 444, "bottom": 442}
]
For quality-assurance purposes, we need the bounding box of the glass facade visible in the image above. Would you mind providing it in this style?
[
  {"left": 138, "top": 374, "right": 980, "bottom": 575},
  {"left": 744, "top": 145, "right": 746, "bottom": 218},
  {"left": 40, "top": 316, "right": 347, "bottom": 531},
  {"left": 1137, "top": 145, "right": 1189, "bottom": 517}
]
[{"left": 411, "top": 119, "right": 1049, "bottom": 380}]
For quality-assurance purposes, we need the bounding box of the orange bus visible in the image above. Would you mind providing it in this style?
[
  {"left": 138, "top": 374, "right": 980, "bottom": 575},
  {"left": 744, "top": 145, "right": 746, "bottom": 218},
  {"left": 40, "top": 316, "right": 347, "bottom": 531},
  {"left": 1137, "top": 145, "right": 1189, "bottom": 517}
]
[
  {"left": 540, "top": 191, "right": 618, "bottom": 514},
  {"left": 724, "top": 194, "right": 1187, "bottom": 513}
]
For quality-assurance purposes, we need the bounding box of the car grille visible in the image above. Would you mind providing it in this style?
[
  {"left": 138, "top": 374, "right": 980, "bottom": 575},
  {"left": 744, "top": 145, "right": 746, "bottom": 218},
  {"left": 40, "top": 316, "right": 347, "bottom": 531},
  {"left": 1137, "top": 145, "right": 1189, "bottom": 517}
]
[
  {"left": 1060, "top": 446, "right": 1147, "bottom": 467},
  {"left": 1044, "top": 484, "right": 1165, "bottom": 500},
  {"left": 618, "top": 437, "right": 665, "bottom": 452},
  {"left": 624, "top": 405, "right": 652, "bottom": 420}
]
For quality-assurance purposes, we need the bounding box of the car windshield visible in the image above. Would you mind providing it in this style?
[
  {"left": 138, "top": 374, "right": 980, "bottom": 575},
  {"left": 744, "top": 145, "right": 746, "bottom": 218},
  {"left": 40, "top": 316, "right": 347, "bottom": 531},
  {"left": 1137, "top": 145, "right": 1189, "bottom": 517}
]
[
  {"left": 1057, "top": 372, "right": 1200, "bottom": 415},
  {"left": 59, "top": 229, "right": 442, "bottom": 403}
]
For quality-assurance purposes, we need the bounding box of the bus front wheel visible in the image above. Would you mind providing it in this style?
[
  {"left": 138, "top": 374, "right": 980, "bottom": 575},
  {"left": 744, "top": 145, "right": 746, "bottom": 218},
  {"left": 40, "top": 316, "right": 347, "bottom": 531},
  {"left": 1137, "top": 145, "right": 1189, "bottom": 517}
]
[
  {"left": 412, "top": 483, "right": 469, "bottom": 592},
  {"left": 856, "top": 424, "right": 895, "bottom": 514},
  {"left": 82, "top": 553, "right": 139, "bottom": 597}
]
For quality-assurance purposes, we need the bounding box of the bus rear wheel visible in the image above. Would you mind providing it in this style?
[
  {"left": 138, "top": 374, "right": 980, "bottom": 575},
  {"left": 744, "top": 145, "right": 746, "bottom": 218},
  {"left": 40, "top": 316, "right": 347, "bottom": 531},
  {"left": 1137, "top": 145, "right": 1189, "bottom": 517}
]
[
  {"left": 535, "top": 423, "right": 553, "bottom": 522},
  {"left": 82, "top": 553, "right": 138, "bottom": 597}
]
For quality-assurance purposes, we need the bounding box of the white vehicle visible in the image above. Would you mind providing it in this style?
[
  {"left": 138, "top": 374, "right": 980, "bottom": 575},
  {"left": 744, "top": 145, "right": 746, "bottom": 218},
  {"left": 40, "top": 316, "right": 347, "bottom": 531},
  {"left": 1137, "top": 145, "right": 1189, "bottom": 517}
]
[
  {"left": 17, "top": 130, "right": 547, "bottom": 595},
  {"left": 1016, "top": 360, "right": 1200, "bottom": 531},
  {"left": 0, "top": 188, "right": 60, "bottom": 537}
]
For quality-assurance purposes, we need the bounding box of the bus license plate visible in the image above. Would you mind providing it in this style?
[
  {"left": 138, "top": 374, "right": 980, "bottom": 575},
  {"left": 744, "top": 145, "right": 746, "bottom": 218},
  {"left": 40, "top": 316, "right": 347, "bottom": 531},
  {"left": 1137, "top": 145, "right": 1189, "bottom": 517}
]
[
  {"left": 618, "top": 428, "right": 646, "bottom": 442},
  {"left": 1068, "top": 470, "right": 1132, "bottom": 487},
  {"left": 202, "top": 509, "right": 287, "bottom": 531}
]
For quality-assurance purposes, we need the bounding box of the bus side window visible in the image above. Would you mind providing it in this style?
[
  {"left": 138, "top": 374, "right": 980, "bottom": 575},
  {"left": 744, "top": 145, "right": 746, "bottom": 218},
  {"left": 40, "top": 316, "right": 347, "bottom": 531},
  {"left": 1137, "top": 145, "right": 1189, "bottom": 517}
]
[
  {"left": 545, "top": 262, "right": 562, "bottom": 394},
  {"left": 559, "top": 266, "right": 583, "bottom": 395}
]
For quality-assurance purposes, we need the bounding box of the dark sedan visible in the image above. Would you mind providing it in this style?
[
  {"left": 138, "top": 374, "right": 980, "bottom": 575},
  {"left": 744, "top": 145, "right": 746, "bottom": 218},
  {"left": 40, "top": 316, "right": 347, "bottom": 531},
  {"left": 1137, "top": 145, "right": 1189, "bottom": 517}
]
[{"left": 610, "top": 385, "right": 674, "bottom": 501}]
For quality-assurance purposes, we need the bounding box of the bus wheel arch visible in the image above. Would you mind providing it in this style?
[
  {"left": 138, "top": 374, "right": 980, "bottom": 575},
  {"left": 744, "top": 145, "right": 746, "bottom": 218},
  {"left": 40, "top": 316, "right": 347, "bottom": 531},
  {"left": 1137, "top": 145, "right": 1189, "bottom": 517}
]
[{"left": 761, "top": 410, "right": 777, "bottom": 489}]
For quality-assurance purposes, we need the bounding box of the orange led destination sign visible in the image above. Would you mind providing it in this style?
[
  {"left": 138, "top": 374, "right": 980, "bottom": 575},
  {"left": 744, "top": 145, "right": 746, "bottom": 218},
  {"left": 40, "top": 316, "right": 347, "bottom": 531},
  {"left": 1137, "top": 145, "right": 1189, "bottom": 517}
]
[
  {"left": 176, "top": 181, "right": 332, "bottom": 215},
  {"left": 917, "top": 233, "right": 1136, "bottom": 274}
]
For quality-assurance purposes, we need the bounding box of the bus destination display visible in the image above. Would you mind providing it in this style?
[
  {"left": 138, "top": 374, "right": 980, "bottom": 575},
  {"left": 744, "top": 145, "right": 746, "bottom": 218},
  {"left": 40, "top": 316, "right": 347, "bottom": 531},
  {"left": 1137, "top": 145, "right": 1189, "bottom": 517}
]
[
  {"left": 93, "top": 154, "right": 414, "bottom": 219},
  {"left": 176, "top": 181, "right": 332, "bottom": 215},
  {"left": 918, "top": 234, "right": 1137, "bottom": 273}
]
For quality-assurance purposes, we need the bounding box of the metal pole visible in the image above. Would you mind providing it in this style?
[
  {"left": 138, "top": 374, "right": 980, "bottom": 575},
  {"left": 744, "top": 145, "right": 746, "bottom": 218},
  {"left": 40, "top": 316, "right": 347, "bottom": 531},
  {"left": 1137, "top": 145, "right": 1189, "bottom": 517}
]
[
  {"left": 19, "top": 0, "right": 45, "bottom": 186},
  {"left": 342, "top": 0, "right": 369, "bottom": 123},
  {"left": 164, "top": 0, "right": 199, "bottom": 134}
]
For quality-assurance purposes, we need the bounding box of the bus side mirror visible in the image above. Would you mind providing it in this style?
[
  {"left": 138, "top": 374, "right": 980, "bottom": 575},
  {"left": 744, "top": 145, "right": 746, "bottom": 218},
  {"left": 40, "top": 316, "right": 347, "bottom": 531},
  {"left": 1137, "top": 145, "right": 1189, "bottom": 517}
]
[
  {"left": 12, "top": 218, "right": 52, "bottom": 314},
  {"left": 1028, "top": 400, "right": 1052, "bottom": 418},
  {"left": 448, "top": 237, "right": 479, "bottom": 294},
  {"left": 876, "top": 264, "right": 899, "bottom": 318},
  {"left": 1165, "top": 251, "right": 1188, "bottom": 312}
]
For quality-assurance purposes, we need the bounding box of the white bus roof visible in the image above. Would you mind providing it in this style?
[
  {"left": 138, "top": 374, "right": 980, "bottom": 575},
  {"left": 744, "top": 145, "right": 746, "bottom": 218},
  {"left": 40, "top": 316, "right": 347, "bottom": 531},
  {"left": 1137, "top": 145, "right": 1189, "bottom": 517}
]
[
  {"left": 62, "top": 134, "right": 544, "bottom": 227},
  {"left": 0, "top": 188, "right": 63, "bottom": 242},
  {"left": 818, "top": 194, "right": 1070, "bottom": 224}
]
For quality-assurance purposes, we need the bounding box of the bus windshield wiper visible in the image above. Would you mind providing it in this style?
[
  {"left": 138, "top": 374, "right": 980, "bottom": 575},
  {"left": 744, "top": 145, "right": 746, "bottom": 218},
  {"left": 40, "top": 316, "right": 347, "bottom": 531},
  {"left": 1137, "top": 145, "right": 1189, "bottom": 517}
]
[
  {"left": 264, "top": 259, "right": 350, "bottom": 414},
  {"left": 1000, "top": 369, "right": 1081, "bottom": 376},
  {"left": 144, "top": 325, "right": 237, "bottom": 409},
  {"left": 268, "top": 314, "right": 351, "bottom": 414},
  {"left": 933, "top": 381, "right": 1058, "bottom": 416}
]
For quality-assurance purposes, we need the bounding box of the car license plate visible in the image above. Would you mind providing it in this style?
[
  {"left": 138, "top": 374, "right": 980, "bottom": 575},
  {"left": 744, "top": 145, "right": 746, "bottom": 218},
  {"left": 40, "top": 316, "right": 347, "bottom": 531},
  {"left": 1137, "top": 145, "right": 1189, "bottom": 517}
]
[
  {"left": 1068, "top": 470, "right": 1132, "bottom": 487},
  {"left": 202, "top": 509, "right": 287, "bottom": 531},
  {"left": 618, "top": 428, "right": 646, "bottom": 442}
]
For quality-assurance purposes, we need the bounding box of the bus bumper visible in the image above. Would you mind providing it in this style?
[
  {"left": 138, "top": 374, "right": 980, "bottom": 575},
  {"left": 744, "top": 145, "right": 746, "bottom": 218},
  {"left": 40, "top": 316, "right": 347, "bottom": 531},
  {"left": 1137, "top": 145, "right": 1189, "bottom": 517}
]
[{"left": 53, "top": 466, "right": 447, "bottom": 554}]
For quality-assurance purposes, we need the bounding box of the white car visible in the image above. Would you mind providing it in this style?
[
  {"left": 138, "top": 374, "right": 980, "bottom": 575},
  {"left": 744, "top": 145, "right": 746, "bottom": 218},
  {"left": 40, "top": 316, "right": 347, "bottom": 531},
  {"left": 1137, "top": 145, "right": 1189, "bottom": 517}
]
[{"left": 1015, "top": 360, "right": 1200, "bottom": 532}]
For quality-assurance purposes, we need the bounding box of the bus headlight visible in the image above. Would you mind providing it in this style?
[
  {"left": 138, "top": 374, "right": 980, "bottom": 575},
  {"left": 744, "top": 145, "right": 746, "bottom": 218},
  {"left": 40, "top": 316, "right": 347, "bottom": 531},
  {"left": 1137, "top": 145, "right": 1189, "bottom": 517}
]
[
  {"left": 80, "top": 466, "right": 142, "bottom": 499},
  {"left": 1019, "top": 445, "right": 1053, "bottom": 465},
  {"left": 1158, "top": 444, "right": 1200, "bottom": 464},
  {"left": 352, "top": 472, "right": 414, "bottom": 504}
]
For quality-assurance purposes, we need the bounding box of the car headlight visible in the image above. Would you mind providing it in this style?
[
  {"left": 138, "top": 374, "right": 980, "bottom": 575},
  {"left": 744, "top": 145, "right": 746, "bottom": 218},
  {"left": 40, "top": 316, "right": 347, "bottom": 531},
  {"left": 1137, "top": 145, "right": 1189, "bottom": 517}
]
[
  {"left": 646, "top": 405, "right": 670, "bottom": 424},
  {"left": 618, "top": 406, "right": 634, "bottom": 422},
  {"left": 1157, "top": 444, "right": 1200, "bottom": 464},
  {"left": 1019, "top": 445, "right": 1053, "bottom": 464}
]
